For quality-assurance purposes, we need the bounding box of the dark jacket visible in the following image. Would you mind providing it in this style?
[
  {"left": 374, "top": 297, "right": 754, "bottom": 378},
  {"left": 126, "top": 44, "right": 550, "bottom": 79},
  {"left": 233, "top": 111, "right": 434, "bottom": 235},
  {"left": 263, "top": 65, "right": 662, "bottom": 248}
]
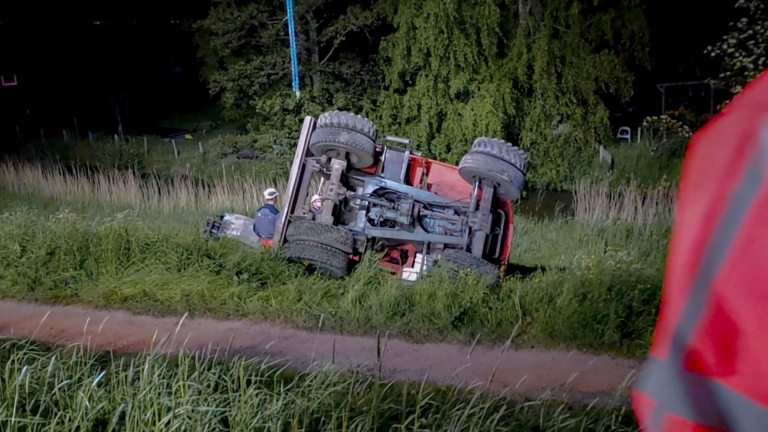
[{"left": 253, "top": 203, "right": 279, "bottom": 239}]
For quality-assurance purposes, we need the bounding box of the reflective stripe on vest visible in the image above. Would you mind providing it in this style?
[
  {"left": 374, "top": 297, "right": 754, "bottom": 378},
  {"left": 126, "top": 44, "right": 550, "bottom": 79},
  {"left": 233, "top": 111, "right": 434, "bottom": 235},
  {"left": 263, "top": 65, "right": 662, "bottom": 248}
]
[{"left": 633, "top": 121, "right": 768, "bottom": 431}]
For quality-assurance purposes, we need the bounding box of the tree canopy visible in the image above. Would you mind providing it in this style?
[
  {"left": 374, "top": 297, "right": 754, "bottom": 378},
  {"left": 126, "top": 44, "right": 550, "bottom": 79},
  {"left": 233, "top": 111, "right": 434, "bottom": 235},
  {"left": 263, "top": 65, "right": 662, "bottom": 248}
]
[
  {"left": 195, "top": 0, "right": 649, "bottom": 188},
  {"left": 373, "top": 0, "right": 649, "bottom": 187},
  {"left": 193, "top": 0, "right": 380, "bottom": 134}
]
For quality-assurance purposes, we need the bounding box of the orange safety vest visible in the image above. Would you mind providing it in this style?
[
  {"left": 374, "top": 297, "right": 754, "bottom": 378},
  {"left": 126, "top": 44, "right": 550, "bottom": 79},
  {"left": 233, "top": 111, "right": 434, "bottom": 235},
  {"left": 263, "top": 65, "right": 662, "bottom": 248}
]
[{"left": 632, "top": 69, "right": 768, "bottom": 431}]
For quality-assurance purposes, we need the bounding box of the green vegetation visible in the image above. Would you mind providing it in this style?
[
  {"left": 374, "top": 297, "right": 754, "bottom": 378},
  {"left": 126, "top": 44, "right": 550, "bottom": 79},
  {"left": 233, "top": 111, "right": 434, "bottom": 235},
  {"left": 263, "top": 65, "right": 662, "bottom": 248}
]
[
  {"left": 375, "top": 0, "right": 648, "bottom": 188},
  {"left": 190, "top": 0, "right": 651, "bottom": 188},
  {"left": 0, "top": 160, "right": 670, "bottom": 358},
  {"left": 11, "top": 135, "right": 292, "bottom": 183},
  {"left": 193, "top": 0, "right": 380, "bottom": 133},
  {"left": 0, "top": 340, "right": 639, "bottom": 431},
  {"left": 706, "top": 0, "right": 768, "bottom": 99},
  {"left": 588, "top": 137, "right": 687, "bottom": 189}
]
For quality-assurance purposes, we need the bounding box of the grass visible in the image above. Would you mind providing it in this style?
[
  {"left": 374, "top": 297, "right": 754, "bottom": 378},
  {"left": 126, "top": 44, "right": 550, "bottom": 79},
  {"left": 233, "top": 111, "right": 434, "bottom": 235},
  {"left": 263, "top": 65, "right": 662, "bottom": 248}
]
[
  {"left": 9, "top": 133, "right": 292, "bottom": 184},
  {"left": 0, "top": 171, "right": 667, "bottom": 357},
  {"left": 0, "top": 339, "right": 639, "bottom": 431},
  {"left": 589, "top": 137, "right": 686, "bottom": 189},
  {"left": 0, "top": 161, "right": 288, "bottom": 215},
  {"left": 572, "top": 178, "right": 676, "bottom": 226}
]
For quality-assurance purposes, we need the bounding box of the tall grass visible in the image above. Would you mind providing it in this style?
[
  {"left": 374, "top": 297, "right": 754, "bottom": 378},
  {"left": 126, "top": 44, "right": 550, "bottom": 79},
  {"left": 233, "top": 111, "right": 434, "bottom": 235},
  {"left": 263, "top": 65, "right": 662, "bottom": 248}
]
[
  {"left": 0, "top": 339, "right": 639, "bottom": 431},
  {"left": 0, "top": 201, "right": 664, "bottom": 357},
  {"left": 0, "top": 161, "right": 288, "bottom": 215},
  {"left": 573, "top": 178, "right": 676, "bottom": 226}
]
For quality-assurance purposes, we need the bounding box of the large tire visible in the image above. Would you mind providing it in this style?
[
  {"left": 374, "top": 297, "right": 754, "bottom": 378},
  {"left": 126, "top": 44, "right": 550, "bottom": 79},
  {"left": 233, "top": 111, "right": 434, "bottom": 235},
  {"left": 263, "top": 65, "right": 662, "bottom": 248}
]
[
  {"left": 310, "top": 111, "right": 377, "bottom": 169},
  {"left": 459, "top": 138, "right": 528, "bottom": 200},
  {"left": 440, "top": 248, "right": 500, "bottom": 285},
  {"left": 284, "top": 241, "right": 350, "bottom": 278},
  {"left": 468, "top": 137, "right": 529, "bottom": 174},
  {"left": 285, "top": 220, "right": 355, "bottom": 253},
  {"left": 317, "top": 110, "right": 377, "bottom": 141}
]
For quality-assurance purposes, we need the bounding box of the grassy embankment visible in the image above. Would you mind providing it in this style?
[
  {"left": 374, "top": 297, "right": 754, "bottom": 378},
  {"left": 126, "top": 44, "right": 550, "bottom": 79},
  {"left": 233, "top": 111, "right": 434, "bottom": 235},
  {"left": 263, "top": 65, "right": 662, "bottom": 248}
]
[
  {"left": 0, "top": 156, "right": 673, "bottom": 358},
  {"left": 0, "top": 339, "right": 639, "bottom": 431}
]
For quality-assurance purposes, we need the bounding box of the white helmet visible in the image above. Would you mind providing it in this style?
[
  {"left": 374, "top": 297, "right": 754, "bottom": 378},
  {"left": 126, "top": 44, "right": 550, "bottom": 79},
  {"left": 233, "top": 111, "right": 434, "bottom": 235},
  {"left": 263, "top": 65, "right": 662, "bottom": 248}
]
[
  {"left": 263, "top": 188, "right": 279, "bottom": 200},
  {"left": 311, "top": 194, "right": 322, "bottom": 203}
]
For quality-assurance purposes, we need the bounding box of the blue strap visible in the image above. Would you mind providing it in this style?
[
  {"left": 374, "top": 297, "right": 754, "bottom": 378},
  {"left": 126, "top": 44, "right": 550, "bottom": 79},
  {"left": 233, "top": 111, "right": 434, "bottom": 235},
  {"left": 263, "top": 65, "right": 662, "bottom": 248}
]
[{"left": 286, "top": 0, "right": 300, "bottom": 100}]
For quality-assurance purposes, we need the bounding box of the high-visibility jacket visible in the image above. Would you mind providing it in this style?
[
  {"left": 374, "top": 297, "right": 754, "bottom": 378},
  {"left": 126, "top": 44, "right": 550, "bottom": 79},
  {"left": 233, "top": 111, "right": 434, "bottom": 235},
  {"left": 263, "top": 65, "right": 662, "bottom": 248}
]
[{"left": 632, "top": 69, "right": 768, "bottom": 432}]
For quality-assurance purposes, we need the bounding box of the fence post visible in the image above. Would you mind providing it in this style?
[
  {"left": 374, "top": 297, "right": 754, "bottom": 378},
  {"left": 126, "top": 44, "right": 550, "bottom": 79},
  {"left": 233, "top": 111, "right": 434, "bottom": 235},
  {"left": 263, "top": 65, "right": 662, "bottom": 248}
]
[
  {"left": 172, "top": 139, "right": 178, "bottom": 159},
  {"left": 637, "top": 127, "right": 641, "bottom": 144},
  {"left": 222, "top": 163, "right": 227, "bottom": 183},
  {"left": 199, "top": 141, "right": 203, "bottom": 154},
  {"left": 144, "top": 137, "right": 148, "bottom": 155}
]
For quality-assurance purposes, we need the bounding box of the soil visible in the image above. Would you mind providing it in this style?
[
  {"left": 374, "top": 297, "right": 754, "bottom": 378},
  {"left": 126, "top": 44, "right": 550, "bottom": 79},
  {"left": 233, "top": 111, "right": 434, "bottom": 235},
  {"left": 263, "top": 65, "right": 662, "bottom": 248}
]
[{"left": 0, "top": 299, "right": 641, "bottom": 402}]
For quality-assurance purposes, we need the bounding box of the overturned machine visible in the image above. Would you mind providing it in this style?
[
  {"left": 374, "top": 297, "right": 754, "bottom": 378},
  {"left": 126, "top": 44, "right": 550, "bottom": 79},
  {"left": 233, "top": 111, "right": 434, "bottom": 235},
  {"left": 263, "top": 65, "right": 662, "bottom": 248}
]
[{"left": 203, "top": 111, "right": 528, "bottom": 283}]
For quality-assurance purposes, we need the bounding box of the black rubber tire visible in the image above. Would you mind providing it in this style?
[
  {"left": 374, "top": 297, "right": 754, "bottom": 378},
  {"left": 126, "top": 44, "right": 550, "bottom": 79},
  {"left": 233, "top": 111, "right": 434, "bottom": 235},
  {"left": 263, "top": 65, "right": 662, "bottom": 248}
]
[
  {"left": 200, "top": 217, "right": 219, "bottom": 238},
  {"left": 468, "top": 137, "right": 529, "bottom": 174},
  {"left": 309, "top": 127, "right": 376, "bottom": 169},
  {"left": 316, "top": 110, "right": 377, "bottom": 141},
  {"left": 285, "top": 220, "right": 355, "bottom": 254},
  {"left": 458, "top": 153, "right": 526, "bottom": 200},
  {"left": 440, "top": 248, "right": 500, "bottom": 285},
  {"left": 284, "top": 241, "right": 350, "bottom": 278}
]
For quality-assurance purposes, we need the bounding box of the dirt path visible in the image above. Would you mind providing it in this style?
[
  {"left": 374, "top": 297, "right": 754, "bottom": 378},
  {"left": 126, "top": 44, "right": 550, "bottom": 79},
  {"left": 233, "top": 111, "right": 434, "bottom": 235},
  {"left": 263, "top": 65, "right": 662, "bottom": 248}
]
[{"left": 0, "top": 300, "right": 640, "bottom": 400}]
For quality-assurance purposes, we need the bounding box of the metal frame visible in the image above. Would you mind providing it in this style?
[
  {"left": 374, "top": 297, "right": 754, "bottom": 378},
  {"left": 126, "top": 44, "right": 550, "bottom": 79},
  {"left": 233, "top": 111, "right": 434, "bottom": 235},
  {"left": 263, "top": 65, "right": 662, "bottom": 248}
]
[
  {"left": 274, "top": 115, "right": 512, "bottom": 281},
  {"left": 274, "top": 116, "right": 316, "bottom": 246}
]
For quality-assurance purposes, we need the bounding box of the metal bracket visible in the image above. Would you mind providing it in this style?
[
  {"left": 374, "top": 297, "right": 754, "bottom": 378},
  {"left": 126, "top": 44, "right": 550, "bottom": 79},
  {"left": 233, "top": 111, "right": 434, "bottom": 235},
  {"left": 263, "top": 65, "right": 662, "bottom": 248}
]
[
  {"left": 470, "top": 183, "right": 495, "bottom": 257},
  {"left": 318, "top": 156, "right": 348, "bottom": 225}
]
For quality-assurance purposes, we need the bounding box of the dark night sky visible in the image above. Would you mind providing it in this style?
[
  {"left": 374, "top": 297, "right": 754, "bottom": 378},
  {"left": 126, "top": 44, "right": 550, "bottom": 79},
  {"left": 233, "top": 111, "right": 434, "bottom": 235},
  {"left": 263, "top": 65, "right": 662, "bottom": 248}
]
[{"left": 0, "top": 0, "right": 744, "bottom": 137}]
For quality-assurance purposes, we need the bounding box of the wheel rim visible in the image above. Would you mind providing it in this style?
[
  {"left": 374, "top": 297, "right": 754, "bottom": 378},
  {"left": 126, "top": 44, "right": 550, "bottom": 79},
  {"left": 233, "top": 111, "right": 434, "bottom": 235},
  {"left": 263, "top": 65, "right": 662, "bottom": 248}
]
[{"left": 312, "top": 143, "right": 370, "bottom": 168}]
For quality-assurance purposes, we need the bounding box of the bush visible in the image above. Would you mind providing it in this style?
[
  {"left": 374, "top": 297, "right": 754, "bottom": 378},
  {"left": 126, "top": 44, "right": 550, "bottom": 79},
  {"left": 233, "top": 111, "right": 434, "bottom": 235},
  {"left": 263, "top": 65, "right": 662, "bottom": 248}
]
[{"left": 206, "top": 133, "right": 259, "bottom": 159}]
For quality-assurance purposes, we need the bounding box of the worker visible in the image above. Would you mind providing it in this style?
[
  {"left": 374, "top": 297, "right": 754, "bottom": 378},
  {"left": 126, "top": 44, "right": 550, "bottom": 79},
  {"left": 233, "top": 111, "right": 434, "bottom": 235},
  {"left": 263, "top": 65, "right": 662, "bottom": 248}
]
[
  {"left": 253, "top": 188, "right": 279, "bottom": 248},
  {"left": 632, "top": 68, "right": 768, "bottom": 432},
  {"left": 311, "top": 194, "right": 323, "bottom": 215}
]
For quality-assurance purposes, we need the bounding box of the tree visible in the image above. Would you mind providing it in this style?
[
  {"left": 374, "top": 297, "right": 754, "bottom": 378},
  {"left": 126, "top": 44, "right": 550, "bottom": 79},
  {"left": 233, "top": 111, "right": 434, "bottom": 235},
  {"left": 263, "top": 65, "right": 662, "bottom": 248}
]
[
  {"left": 373, "top": 0, "right": 649, "bottom": 188},
  {"left": 194, "top": 0, "right": 380, "bottom": 136},
  {"left": 706, "top": 0, "right": 768, "bottom": 98}
]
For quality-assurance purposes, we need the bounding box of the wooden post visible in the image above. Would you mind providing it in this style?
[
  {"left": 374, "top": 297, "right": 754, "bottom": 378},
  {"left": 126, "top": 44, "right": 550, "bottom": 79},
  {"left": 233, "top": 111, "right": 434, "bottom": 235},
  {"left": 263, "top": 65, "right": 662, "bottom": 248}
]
[
  {"left": 172, "top": 140, "right": 178, "bottom": 159},
  {"left": 637, "top": 127, "right": 641, "bottom": 144},
  {"left": 222, "top": 163, "right": 227, "bottom": 182},
  {"left": 144, "top": 137, "right": 148, "bottom": 155},
  {"left": 199, "top": 141, "right": 203, "bottom": 154}
]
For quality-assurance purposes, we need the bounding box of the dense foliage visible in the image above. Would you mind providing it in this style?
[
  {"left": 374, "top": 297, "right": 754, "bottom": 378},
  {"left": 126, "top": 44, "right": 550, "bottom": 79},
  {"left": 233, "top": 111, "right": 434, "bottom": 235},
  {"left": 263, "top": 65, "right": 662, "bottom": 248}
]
[
  {"left": 193, "top": 0, "right": 381, "bottom": 135},
  {"left": 195, "top": 0, "right": 649, "bottom": 188},
  {"left": 706, "top": 0, "right": 768, "bottom": 98},
  {"left": 374, "top": 0, "right": 649, "bottom": 187}
]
